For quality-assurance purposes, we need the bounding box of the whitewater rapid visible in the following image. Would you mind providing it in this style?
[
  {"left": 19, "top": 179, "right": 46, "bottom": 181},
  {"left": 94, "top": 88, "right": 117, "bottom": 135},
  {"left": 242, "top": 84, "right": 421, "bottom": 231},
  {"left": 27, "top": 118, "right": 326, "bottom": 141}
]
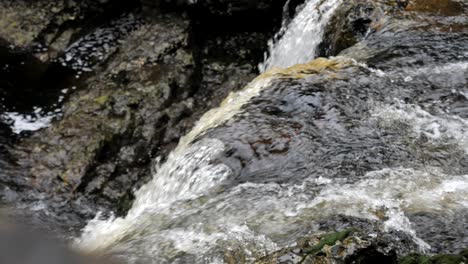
[
  {"left": 259, "top": 0, "right": 342, "bottom": 72},
  {"left": 74, "top": 0, "right": 468, "bottom": 262}
]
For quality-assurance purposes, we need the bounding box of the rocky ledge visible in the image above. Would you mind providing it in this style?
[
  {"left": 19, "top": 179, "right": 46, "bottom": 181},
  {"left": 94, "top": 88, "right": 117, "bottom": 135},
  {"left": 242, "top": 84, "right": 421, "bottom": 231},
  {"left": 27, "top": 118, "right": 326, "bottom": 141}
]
[{"left": 0, "top": 0, "right": 467, "bottom": 261}]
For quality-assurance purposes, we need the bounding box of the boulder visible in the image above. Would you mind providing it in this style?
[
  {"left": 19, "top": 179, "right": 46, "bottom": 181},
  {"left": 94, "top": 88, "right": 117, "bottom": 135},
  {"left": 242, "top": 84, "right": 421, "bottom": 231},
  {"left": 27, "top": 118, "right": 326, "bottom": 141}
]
[
  {"left": 0, "top": 0, "right": 138, "bottom": 62},
  {"left": 2, "top": 0, "right": 272, "bottom": 234}
]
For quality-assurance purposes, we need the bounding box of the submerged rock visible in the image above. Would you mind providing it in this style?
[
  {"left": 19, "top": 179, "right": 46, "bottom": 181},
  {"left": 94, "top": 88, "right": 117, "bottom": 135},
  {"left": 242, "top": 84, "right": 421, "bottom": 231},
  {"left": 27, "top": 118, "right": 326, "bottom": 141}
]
[
  {"left": 130, "top": 0, "right": 467, "bottom": 258},
  {"left": 255, "top": 228, "right": 404, "bottom": 264}
]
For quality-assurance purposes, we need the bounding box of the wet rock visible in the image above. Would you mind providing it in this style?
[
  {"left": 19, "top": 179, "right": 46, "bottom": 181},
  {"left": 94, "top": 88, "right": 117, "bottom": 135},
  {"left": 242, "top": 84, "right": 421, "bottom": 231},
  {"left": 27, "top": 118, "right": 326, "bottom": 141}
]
[
  {"left": 405, "top": 0, "right": 465, "bottom": 16},
  {"left": 399, "top": 249, "right": 468, "bottom": 264},
  {"left": 338, "top": 0, "right": 468, "bottom": 69},
  {"left": 319, "top": 0, "right": 394, "bottom": 57},
  {"left": 407, "top": 211, "right": 468, "bottom": 254},
  {"left": 0, "top": 0, "right": 139, "bottom": 61},
  {"left": 255, "top": 226, "right": 414, "bottom": 263},
  {"left": 143, "top": 0, "right": 284, "bottom": 17},
  {"left": 1, "top": 0, "right": 271, "bottom": 233},
  {"left": 1, "top": 0, "right": 467, "bottom": 257},
  {"left": 15, "top": 13, "right": 194, "bottom": 216},
  {"left": 185, "top": 1, "right": 468, "bottom": 256}
]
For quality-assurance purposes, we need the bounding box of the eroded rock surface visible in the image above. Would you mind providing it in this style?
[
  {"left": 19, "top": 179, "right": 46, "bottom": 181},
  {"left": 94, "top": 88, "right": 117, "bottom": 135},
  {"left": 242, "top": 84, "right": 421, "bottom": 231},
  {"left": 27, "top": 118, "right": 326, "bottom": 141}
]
[
  {"left": 0, "top": 0, "right": 467, "bottom": 259},
  {"left": 0, "top": 0, "right": 138, "bottom": 62},
  {"left": 0, "top": 0, "right": 280, "bottom": 233}
]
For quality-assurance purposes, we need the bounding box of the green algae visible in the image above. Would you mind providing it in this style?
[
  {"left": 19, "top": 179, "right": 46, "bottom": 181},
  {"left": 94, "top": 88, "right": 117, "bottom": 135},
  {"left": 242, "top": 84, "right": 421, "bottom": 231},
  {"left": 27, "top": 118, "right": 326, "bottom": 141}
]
[
  {"left": 303, "top": 228, "right": 357, "bottom": 255},
  {"left": 400, "top": 250, "right": 468, "bottom": 264}
]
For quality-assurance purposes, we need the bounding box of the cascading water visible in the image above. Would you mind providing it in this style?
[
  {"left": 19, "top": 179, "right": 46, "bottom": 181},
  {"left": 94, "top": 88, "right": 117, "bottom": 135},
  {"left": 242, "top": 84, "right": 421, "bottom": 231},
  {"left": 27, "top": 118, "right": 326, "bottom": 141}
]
[
  {"left": 74, "top": 0, "right": 468, "bottom": 263},
  {"left": 259, "top": 0, "right": 342, "bottom": 72}
]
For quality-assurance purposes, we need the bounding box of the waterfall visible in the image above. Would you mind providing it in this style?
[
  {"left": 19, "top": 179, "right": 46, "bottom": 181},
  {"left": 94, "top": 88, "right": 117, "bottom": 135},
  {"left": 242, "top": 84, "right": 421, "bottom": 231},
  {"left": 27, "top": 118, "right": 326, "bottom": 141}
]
[
  {"left": 259, "top": 0, "right": 342, "bottom": 72},
  {"left": 73, "top": 0, "right": 468, "bottom": 262}
]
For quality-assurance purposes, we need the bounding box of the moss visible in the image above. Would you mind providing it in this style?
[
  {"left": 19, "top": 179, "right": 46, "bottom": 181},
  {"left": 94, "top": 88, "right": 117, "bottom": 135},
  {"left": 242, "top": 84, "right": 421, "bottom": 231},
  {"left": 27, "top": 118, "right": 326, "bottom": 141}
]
[
  {"left": 431, "top": 254, "right": 464, "bottom": 264},
  {"left": 303, "top": 228, "right": 357, "bottom": 255},
  {"left": 257, "top": 57, "right": 354, "bottom": 81},
  {"left": 94, "top": 95, "right": 109, "bottom": 105},
  {"left": 399, "top": 250, "right": 468, "bottom": 264},
  {"left": 461, "top": 249, "right": 468, "bottom": 258},
  {"left": 400, "top": 253, "right": 431, "bottom": 264}
]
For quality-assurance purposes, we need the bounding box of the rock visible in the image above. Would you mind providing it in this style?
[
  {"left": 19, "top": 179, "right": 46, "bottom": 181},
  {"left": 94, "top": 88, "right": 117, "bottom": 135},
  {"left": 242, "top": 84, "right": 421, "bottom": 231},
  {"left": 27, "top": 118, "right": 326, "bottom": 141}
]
[
  {"left": 1, "top": 0, "right": 467, "bottom": 256},
  {"left": 2, "top": 0, "right": 273, "bottom": 233},
  {"left": 318, "top": 0, "right": 394, "bottom": 57},
  {"left": 338, "top": 0, "right": 468, "bottom": 69},
  {"left": 400, "top": 250, "right": 468, "bottom": 264},
  {"left": 255, "top": 226, "right": 415, "bottom": 263},
  {"left": 182, "top": 0, "right": 468, "bottom": 256},
  {"left": 0, "top": 0, "right": 138, "bottom": 61},
  {"left": 15, "top": 13, "right": 194, "bottom": 217},
  {"left": 143, "top": 0, "right": 284, "bottom": 17}
]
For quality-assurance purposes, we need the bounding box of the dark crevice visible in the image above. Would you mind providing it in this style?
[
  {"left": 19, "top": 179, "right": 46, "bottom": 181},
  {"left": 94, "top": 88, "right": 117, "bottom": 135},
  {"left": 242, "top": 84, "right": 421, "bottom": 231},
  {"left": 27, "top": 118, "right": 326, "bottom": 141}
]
[
  {"left": 0, "top": 44, "right": 79, "bottom": 116},
  {"left": 317, "top": 3, "right": 376, "bottom": 58},
  {"left": 345, "top": 247, "right": 397, "bottom": 264}
]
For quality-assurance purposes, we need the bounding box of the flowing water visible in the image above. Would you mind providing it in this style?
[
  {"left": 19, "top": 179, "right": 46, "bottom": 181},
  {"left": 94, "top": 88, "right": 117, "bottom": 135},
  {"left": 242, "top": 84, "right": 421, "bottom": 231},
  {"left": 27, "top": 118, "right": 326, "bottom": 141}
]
[
  {"left": 259, "top": 0, "right": 342, "bottom": 72},
  {"left": 75, "top": 0, "right": 468, "bottom": 263}
]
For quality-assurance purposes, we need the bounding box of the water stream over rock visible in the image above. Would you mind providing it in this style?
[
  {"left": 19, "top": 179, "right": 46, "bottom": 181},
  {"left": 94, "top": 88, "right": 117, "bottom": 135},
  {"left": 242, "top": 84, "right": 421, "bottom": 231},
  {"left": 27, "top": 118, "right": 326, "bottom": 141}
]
[
  {"left": 74, "top": 0, "right": 468, "bottom": 260},
  {"left": 259, "top": 0, "right": 342, "bottom": 72},
  {"left": 1, "top": 0, "right": 467, "bottom": 263}
]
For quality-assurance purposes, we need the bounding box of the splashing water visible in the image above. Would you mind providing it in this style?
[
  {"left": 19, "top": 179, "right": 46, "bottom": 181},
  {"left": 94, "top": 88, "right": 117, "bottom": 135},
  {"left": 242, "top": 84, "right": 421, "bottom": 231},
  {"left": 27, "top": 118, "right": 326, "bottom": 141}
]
[
  {"left": 372, "top": 101, "right": 468, "bottom": 154},
  {"left": 73, "top": 1, "right": 468, "bottom": 262},
  {"left": 74, "top": 84, "right": 468, "bottom": 263},
  {"left": 75, "top": 74, "right": 276, "bottom": 257},
  {"left": 1, "top": 108, "right": 56, "bottom": 134},
  {"left": 259, "top": 0, "right": 342, "bottom": 72}
]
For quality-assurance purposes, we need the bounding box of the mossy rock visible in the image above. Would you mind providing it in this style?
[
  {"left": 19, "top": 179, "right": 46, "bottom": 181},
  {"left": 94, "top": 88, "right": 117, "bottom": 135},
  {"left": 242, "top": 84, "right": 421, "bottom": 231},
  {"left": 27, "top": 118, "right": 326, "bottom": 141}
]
[
  {"left": 303, "top": 228, "right": 357, "bottom": 255},
  {"left": 400, "top": 249, "right": 468, "bottom": 264}
]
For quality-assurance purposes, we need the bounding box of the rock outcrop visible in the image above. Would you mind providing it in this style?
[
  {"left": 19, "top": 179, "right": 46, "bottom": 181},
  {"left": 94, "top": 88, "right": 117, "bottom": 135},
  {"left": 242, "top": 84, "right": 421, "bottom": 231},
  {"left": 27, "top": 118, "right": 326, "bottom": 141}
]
[
  {"left": 0, "top": 0, "right": 467, "bottom": 259},
  {"left": 0, "top": 0, "right": 282, "bottom": 233}
]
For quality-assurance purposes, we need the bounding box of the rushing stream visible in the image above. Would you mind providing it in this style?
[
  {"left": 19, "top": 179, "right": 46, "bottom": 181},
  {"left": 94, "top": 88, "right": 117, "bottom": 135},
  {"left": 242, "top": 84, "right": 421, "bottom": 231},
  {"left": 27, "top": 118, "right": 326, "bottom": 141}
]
[
  {"left": 67, "top": 0, "right": 468, "bottom": 263},
  {"left": 259, "top": 0, "right": 342, "bottom": 72}
]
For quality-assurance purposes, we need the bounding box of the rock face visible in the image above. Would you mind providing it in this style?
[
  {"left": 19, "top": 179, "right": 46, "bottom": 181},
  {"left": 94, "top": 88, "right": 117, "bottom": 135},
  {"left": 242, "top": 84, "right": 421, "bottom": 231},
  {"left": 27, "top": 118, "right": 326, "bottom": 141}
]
[
  {"left": 0, "top": 0, "right": 138, "bottom": 62},
  {"left": 0, "top": 0, "right": 279, "bottom": 233},
  {"left": 0, "top": 0, "right": 467, "bottom": 260},
  {"left": 256, "top": 228, "right": 468, "bottom": 264},
  {"left": 183, "top": 0, "right": 468, "bottom": 257},
  {"left": 255, "top": 228, "right": 403, "bottom": 264},
  {"left": 143, "top": 0, "right": 283, "bottom": 17}
]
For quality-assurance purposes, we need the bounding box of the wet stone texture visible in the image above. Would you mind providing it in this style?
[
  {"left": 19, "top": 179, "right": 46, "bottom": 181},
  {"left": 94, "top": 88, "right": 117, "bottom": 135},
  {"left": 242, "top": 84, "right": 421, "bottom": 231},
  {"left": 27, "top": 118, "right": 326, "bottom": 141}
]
[
  {"left": 0, "top": 0, "right": 285, "bottom": 234},
  {"left": 0, "top": 0, "right": 138, "bottom": 62},
  {"left": 196, "top": 0, "right": 468, "bottom": 257},
  {"left": 254, "top": 216, "right": 418, "bottom": 263},
  {"left": 255, "top": 228, "right": 404, "bottom": 264},
  {"left": 0, "top": 0, "right": 467, "bottom": 260}
]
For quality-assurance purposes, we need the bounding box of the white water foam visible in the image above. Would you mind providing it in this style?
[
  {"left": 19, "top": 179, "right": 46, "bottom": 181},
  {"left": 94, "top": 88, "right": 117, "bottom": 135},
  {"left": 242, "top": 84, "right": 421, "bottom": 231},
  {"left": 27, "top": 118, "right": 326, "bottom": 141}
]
[
  {"left": 77, "top": 160, "right": 468, "bottom": 261},
  {"left": 259, "top": 0, "right": 342, "bottom": 72},
  {"left": 74, "top": 2, "right": 468, "bottom": 261},
  {"left": 76, "top": 99, "right": 468, "bottom": 260},
  {"left": 75, "top": 75, "right": 275, "bottom": 254},
  {"left": 372, "top": 101, "right": 468, "bottom": 154},
  {"left": 75, "top": 97, "right": 468, "bottom": 260},
  {"left": 2, "top": 109, "right": 56, "bottom": 134}
]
